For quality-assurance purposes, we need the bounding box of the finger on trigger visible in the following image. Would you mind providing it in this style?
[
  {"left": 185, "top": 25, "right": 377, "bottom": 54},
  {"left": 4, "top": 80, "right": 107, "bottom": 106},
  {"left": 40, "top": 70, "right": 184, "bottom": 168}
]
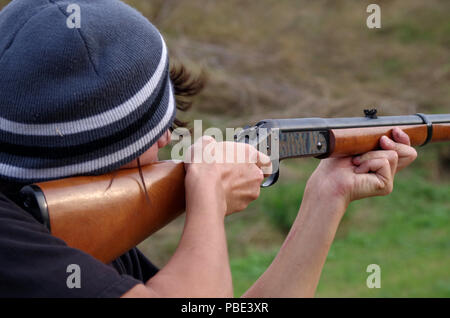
[
  {"left": 255, "top": 151, "right": 273, "bottom": 175},
  {"left": 261, "top": 163, "right": 273, "bottom": 177}
]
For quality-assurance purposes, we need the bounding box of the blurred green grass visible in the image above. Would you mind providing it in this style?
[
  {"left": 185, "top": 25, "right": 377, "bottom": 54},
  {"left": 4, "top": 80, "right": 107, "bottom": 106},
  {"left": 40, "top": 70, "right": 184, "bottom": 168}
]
[{"left": 229, "top": 146, "right": 450, "bottom": 297}]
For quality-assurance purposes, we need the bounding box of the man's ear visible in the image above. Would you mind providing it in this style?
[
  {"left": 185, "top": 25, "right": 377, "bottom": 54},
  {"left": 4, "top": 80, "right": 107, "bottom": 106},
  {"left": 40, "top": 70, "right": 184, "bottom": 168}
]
[{"left": 157, "top": 130, "right": 171, "bottom": 148}]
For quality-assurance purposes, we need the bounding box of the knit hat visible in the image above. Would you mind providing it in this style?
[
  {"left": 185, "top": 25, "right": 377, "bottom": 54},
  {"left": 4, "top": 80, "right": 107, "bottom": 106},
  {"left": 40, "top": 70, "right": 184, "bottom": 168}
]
[{"left": 0, "top": 0, "right": 176, "bottom": 183}]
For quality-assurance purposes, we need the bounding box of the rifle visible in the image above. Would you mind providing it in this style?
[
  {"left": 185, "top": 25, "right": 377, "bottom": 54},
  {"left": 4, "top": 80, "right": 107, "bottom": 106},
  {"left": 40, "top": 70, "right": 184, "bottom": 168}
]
[{"left": 20, "top": 111, "right": 450, "bottom": 263}]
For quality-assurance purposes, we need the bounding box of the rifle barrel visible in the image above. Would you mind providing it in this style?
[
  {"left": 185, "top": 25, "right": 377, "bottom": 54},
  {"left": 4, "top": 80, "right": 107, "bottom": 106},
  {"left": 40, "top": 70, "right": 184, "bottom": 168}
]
[
  {"left": 236, "top": 113, "right": 450, "bottom": 187},
  {"left": 256, "top": 114, "right": 450, "bottom": 131}
]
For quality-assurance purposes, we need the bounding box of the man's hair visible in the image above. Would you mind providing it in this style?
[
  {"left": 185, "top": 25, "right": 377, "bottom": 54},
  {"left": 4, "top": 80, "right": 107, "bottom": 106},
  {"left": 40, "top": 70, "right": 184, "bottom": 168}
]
[{"left": 170, "top": 62, "right": 206, "bottom": 130}]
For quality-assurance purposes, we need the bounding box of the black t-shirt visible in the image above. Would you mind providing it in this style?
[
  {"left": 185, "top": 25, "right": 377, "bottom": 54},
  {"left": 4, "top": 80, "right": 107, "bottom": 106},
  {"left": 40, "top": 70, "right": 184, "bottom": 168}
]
[{"left": 0, "top": 192, "right": 158, "bottom": 297}]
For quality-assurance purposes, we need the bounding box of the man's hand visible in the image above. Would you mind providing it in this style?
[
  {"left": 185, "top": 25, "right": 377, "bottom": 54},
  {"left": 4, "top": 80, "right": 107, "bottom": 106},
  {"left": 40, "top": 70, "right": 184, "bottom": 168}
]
[
  {"left": 184, "top": 136, "right": 272, "bottom": 216},
  {"left": 306, "top": 127, "right": 418, "bottom": 209},
  {"left": 244, "top": 127, "right": 418, "bottom": 298}
]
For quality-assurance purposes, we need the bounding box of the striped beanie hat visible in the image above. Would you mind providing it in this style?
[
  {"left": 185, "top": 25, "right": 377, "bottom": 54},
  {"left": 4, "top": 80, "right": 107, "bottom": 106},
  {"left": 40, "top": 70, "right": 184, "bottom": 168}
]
[{"left": 0, "top": 0, "right": 176, "bottom": 183}]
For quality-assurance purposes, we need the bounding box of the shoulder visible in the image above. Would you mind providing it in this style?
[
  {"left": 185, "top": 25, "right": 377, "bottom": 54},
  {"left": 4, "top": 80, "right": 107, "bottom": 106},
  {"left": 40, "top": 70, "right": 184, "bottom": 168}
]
[
  {"left": 0, "top": 192, "right": 140, "bottom": 298},
  {"left": 0, "top": 191, "right": 50, "bottom": 239}
]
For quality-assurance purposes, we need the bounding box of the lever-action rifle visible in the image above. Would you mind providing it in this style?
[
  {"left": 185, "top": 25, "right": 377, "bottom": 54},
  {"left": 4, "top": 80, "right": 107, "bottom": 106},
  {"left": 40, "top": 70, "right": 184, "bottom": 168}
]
[{"left": 20, "top": 111, "right": 450, "bottom": 263}]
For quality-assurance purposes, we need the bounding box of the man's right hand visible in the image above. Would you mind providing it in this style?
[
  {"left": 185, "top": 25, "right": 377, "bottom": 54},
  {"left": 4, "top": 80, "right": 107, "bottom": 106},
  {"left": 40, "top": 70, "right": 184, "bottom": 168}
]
[{"left": 184, "top": 136, "right": 271, "bottom": 216}]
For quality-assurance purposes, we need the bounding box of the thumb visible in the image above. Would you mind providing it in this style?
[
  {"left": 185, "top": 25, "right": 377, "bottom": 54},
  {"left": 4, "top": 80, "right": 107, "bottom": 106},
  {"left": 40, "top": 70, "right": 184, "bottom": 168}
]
[
  {"left": 187, "top": 135, "right": 216, "bottom": 163},
  {"left": 199, "top": 135, "right": 216, "bottom": 146}
]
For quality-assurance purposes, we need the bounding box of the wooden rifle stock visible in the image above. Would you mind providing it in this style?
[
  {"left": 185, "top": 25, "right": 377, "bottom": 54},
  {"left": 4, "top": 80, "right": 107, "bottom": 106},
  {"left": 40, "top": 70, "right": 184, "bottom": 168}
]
[
  {"left": 21, "top": 161, "right": 186, "bottom": 264},
  {"left": 329, "top": 123, "right": 450, "bottom": 157}
]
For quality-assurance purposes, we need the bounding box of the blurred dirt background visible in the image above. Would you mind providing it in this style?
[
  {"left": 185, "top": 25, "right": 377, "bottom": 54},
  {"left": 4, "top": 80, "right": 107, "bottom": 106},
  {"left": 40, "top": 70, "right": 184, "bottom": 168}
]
[{"left": 129, "top": 0, "right": 450, "bottom": 125}]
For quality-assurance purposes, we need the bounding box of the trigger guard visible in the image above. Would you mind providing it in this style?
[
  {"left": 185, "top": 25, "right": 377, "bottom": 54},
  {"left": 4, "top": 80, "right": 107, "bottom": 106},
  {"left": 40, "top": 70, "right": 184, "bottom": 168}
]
[{"left": 261, "top": 170, "right": 280, "bottom": 188}]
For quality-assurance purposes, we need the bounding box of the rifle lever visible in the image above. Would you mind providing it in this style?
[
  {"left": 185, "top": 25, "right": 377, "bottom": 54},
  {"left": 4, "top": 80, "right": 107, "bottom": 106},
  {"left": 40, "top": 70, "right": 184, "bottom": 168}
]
[{"left": 261, "top": 169, "right": 279, "bottom": 188}]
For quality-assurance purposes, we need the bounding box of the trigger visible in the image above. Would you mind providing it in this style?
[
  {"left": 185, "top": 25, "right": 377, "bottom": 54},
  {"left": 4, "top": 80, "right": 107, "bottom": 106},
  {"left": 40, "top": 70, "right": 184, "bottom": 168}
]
[{"left": 261, "top": 170, "right": 280, "bottom": 188}]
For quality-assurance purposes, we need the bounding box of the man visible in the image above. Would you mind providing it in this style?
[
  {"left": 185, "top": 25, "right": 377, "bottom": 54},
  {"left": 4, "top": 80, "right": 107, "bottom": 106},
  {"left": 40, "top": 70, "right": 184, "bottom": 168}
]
[{"left": 0, "top": 0, "right": 416, "bottom": 297}]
